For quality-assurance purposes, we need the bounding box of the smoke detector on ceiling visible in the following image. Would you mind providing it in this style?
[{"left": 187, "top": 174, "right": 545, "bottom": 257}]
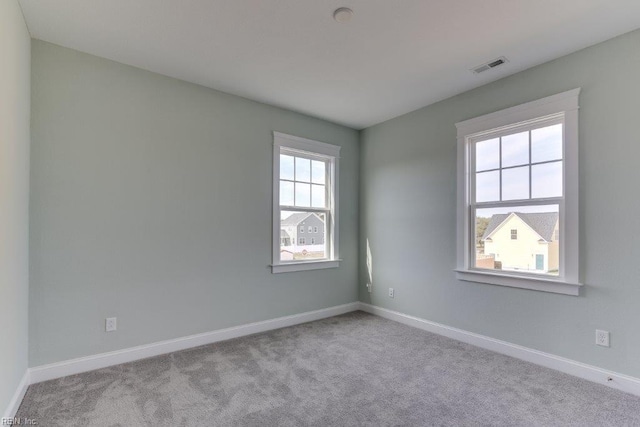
[
  {"left": 471, "top": 56, "right": 509, "bottom": 74},
  {"left": 333, "top": 8, "right": 354, "bottom": 23}
]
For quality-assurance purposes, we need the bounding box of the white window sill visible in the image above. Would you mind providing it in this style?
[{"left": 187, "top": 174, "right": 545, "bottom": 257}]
[
  {"left": 272, "top": 259, "right": 341, "bottom": 274},
  {"left": 455, "top": 269, "right": 582, "bottom": 296}
]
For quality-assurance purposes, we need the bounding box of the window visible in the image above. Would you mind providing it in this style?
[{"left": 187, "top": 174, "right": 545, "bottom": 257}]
[
  {"left": 455, "top": 89, "right": 581, "bottom": 295},
  {"left": 313, "top": 226, "right": 318, "bottom": 233},
  {"left": 272, "top": 132, "right": 340, "bottom": 273},
  {"left": 311, "top": 238, "right": 315, "bottom": 244}
]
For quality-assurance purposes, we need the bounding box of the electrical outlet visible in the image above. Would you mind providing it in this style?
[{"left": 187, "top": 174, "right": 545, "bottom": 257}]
[
  {"left": 105, "top": 317, "right": 117, "bottom": 332},
  {"left": 388, "top": 288, "right": 394, "bottom": 298},
  {"left": 366, "top": 283, "right": 372, "bottom": 293},
  {"left": 595, "top": 329, "right": 609, "bottom": 347}
]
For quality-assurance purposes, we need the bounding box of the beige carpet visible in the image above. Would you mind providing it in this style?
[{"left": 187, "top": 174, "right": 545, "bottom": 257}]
[{"left": 17, "top": 311, "right": 640, "bottom": 426}]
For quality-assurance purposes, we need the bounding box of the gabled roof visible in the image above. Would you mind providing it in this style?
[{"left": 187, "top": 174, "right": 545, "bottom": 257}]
[
  {"left": 280, "top": 212, "right": 320, "bottom": 226},
  {"left": 280, "top": 229, "right": 290, "bottom": 239},
  {"left": 482, "top": 212, "right": 558, "bottom": 242}
]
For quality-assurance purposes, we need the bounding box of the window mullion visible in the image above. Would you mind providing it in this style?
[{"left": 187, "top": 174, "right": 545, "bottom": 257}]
[{"left": 292, "top": 155, "right": 297, "bottom": 206}]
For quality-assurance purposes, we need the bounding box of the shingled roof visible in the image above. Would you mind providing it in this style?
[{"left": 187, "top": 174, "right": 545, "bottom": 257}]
[
  {"left": 280, "top": 212, "right": 321, "bottom": 226},
  {"left": 482, "top": 212, "right": 558, "bottom": 242}
]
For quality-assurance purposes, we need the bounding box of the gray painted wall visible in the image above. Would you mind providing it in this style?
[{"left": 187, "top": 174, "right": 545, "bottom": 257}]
[
  {"left": 359, "top": 29, "right": 640, "bottom": 377},
  {"left": 0, "top": 0, "right": 30, "bottom": 414},
  {"left": 30, "top": 41, "right": 359, "bottom": 367}
]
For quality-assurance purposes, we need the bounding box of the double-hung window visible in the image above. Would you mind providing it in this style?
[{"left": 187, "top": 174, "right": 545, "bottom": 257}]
[
  {"left": 455, "top": 89, "right": 581, "bottom": 295},
  {"left": 272, "top": 132, "right": 340, "bottom": 273}
]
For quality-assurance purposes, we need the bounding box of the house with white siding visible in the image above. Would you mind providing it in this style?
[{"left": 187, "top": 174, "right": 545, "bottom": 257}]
[{"left": 482, "top": 212, "right": 559, "bottom": 274}]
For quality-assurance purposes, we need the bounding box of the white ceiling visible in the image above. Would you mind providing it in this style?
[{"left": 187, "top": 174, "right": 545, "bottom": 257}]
[{"left": 18, "top": 0, "right": 640, "bottom": 129}]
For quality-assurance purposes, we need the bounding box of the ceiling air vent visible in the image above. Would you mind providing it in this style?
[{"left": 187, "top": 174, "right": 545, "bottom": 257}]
[{"left": 471, "top": 56, "right": 508, "bottom": 74}]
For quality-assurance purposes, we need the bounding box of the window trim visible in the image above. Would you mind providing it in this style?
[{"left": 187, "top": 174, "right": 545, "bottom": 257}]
[
  {"left": 272, "top": 132, "right": 340, "bottom": 273},
  {"left": 455, "top": 89, "right": 581, "bottom": 296}
]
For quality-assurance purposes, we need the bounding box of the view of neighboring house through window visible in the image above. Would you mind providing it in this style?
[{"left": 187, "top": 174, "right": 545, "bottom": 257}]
[
  {"left": 456, "top": 89, "right": 580, "bottom": 294},
  {"left": 272, "top": 132, "right": 340, "bottom": 273}
]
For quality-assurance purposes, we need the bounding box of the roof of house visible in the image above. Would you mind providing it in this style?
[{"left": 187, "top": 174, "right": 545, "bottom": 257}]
[
  {"left": 280, "top": 212, "right": 321, "bottom": 226},
  {"left": 482, "top": 212, "right": 558, "bottom": 242},
  {"left": 280, "top": 229, "right": 290, "bottom": 239}
]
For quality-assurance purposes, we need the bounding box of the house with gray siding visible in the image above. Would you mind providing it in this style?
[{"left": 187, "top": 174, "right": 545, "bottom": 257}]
[{"left": 281, "top": 212, "right": 325, "bottom": 247}]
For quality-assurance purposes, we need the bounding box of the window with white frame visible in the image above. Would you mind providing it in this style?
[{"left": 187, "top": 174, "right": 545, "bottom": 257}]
[
  {"left": 455, "top": 89, "right": 581, "bottom": 295},
  {"left": 272, "top": 132, "right": 340, "bottom": 273}
]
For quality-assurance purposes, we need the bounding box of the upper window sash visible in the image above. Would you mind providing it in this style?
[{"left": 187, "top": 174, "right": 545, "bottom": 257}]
[
  {"left": 469, "top": 116, "right": 565, "bottom": 206},
  {"left": 279, "top": 147, "right": 333, "bottom": 211}
]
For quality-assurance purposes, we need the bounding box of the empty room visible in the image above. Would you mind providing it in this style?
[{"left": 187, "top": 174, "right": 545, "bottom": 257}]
[{"left": 2, "top": 0, "right": 640, "bottom": 425}]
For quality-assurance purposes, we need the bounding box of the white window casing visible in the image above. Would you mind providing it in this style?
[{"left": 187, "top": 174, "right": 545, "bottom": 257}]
[
  {"left": 272, "top": 132, "right": 341, "bottom": 273},
  {"left": 455, "top": 89, "right": 581, "bottom": 295}
]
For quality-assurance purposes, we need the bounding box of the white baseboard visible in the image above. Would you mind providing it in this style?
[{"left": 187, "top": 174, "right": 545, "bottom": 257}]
[
  {"left": 30, "top": 302, "right": 359, "bottom": 384},
  {"left": 20, "top": 300, "right": 640, "bottom": 409},
  {"left": 358, "top": 302, "right": 640, "bottom": 397},
  {"left": 3, "top": 370, "right": 30, "bottom": 420}
]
